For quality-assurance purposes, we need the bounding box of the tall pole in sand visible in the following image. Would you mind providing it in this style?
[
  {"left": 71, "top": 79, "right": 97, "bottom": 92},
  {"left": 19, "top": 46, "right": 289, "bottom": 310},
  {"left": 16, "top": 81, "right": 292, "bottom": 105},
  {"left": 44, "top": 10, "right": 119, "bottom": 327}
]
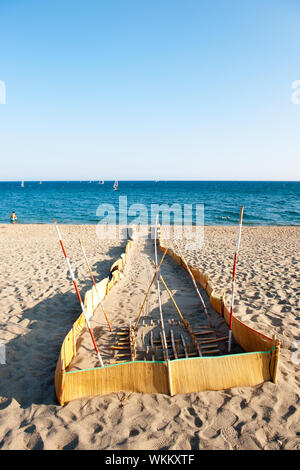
[
  {"left": 154, "top": 216, "right": 168, "bottom": 360},
  {"left": 228, "top": 206, "right": 244, "bottom": 353},
  {"left": 54, "top": 220, "right": 104, "bottom": 367},
  {"left": 79, "top": 239, "right": 112, "bottom": 332}
]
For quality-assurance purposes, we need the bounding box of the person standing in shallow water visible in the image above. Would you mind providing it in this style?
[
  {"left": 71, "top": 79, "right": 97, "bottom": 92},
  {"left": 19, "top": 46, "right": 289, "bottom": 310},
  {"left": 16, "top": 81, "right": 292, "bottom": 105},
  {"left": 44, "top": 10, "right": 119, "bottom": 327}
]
[{"left": 10, "top": 211, "right": 17, "bottom": 223}]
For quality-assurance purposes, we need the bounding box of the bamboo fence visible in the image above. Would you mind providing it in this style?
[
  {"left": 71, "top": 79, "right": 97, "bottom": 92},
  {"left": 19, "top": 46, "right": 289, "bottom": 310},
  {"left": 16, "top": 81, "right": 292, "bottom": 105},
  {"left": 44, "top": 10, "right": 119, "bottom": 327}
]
[{"left": 54, "top": 233, "right": 280, "bottom": 405}]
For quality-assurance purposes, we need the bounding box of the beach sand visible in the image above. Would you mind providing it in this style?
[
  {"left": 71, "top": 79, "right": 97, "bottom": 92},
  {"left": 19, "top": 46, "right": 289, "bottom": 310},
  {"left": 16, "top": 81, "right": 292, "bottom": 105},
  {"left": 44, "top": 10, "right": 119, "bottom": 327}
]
[{"left": 0, "top": 224, "right": 299, "bottom": 450}]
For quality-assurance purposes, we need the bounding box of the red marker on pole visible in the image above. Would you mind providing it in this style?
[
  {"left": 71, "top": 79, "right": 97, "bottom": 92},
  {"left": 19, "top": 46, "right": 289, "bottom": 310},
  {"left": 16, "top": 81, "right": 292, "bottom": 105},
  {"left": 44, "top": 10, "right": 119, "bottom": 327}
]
[
  {"left": 228, "top": 206, "right": 244, "bottom": 353},
  {"left": 54, "top": 220, "right": 104, "bottom": 367},
  {"left": 79, "top": 239, "right": 112, "bottom": 332}
]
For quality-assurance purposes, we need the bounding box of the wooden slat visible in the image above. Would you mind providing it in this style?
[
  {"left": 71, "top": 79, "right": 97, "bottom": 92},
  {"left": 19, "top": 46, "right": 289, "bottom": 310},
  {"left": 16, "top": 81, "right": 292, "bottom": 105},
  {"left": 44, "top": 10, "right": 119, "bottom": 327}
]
[{"left": 198, "top": 336, "right": 228, "bottom": 345}]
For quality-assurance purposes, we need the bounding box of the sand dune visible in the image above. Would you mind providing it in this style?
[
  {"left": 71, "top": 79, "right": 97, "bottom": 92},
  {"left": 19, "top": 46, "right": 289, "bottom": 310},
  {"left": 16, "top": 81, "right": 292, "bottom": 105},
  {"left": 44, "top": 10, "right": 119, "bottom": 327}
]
[{"left": 0, "top": 224, "right": 299, "bottom": 450}]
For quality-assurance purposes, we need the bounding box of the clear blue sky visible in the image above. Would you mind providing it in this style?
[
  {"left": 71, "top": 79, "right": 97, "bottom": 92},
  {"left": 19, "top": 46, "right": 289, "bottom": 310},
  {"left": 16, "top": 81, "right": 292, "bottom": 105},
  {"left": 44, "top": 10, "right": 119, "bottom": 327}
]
[{"left": 0, "top": 0, "right": 299, "bottom": 181}]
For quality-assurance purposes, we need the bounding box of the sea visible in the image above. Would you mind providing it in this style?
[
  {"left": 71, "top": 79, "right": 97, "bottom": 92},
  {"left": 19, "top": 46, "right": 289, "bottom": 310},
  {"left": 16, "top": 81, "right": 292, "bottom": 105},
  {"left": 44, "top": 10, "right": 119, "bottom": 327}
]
[{"left": 0, "top": 181, "right": 299, "bottom": 225}]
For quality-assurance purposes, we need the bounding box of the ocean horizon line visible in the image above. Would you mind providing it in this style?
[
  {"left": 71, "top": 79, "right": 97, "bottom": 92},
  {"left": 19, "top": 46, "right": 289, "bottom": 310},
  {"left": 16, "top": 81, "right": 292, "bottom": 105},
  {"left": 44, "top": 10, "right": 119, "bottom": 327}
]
[{"left": 1, "top": 179, "right": 299, "bottom": 183}]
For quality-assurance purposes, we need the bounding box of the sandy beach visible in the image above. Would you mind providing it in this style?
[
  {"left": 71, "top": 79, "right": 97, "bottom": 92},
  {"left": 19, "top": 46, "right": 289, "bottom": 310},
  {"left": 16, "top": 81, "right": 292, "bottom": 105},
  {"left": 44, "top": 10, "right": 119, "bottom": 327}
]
[{"left": 0, "top": 224, "right": 299, "bottom": 450}]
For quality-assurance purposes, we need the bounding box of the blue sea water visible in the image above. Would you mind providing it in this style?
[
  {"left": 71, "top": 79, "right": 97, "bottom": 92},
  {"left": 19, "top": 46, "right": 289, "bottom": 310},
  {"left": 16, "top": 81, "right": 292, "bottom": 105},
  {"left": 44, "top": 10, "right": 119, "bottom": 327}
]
[{"left": 0, "top": 181, "right": 299, "bottom": 225}]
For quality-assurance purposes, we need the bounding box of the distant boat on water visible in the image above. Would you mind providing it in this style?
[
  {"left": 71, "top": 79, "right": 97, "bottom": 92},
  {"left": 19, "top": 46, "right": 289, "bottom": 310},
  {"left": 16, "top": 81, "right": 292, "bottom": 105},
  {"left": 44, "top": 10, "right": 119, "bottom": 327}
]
[
  {"left": 113, "top": 180, "right": 119, "bottom": 191},
  {"left": 39, "top": 181, "right": 42, "bottom": 185},
  {"left": 98, "top": 180, "right": 104, "bottom": 184},
  {"left": 21, "top": 180, "right": 24, "bottom": 187}
]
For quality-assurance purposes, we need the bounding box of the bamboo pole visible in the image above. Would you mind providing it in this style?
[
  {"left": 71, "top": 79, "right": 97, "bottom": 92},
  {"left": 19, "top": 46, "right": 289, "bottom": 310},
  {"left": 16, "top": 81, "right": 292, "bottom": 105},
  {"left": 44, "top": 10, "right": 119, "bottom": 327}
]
[
  {"left": 54, "top": 220, "right": 104, "bottom": 367},
  {"left": 174, "top": 242, "right": 212, "bottom": 327},
  {"left": 160, "top": 275, "right": 188, "bottom": 328},
  {"left": 155, "top": 217, "right": 168, "bottom": 360},
  {"left": 228, "top": 206, "right": 244, "bottom": 353},
  {"left": 79, "top": 239, "right": 112, "bottom": 331},
  {"left": 133, "top": 247, "right": 168, "bottom": 331},
  {"left": 160, "top": 332, "right": 168, "bottom": 361}
]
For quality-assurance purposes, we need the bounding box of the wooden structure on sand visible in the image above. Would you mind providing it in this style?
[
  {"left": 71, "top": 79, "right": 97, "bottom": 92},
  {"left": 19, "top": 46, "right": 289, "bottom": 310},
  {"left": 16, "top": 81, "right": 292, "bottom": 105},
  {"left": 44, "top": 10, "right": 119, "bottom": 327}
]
[{"left": 54, "top": 230, "right": 280, "bottom": 406}]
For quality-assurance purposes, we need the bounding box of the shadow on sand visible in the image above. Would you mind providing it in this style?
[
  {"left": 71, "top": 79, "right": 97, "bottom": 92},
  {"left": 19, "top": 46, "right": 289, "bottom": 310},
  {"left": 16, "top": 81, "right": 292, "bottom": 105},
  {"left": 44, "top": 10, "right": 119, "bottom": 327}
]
[{"left": 0, "top": 244, "right": 127, "bottom": 409}]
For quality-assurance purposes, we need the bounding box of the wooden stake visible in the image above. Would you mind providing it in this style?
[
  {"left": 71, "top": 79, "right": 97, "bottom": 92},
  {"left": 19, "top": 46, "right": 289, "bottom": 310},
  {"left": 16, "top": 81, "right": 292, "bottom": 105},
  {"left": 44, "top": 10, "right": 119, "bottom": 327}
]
[
  {"left": 170, "top": 329, "right": 178, "bottom": 359},
  {"left": 180, "top": 334, "right": 189, "bottom": 358},
  {"left": 150, "top": 330, "right": 154, "bottom": 349}
]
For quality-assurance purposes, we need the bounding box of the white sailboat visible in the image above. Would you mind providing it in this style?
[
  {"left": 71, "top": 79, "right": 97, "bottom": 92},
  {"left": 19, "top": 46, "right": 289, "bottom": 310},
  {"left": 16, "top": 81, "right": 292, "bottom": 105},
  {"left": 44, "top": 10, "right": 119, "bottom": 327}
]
[
  {"left": 113, "top": 180, "right": 119, "bottom": 191},
  {"left": 21, "top": 180, "right": 24, "bottom": 187}
]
